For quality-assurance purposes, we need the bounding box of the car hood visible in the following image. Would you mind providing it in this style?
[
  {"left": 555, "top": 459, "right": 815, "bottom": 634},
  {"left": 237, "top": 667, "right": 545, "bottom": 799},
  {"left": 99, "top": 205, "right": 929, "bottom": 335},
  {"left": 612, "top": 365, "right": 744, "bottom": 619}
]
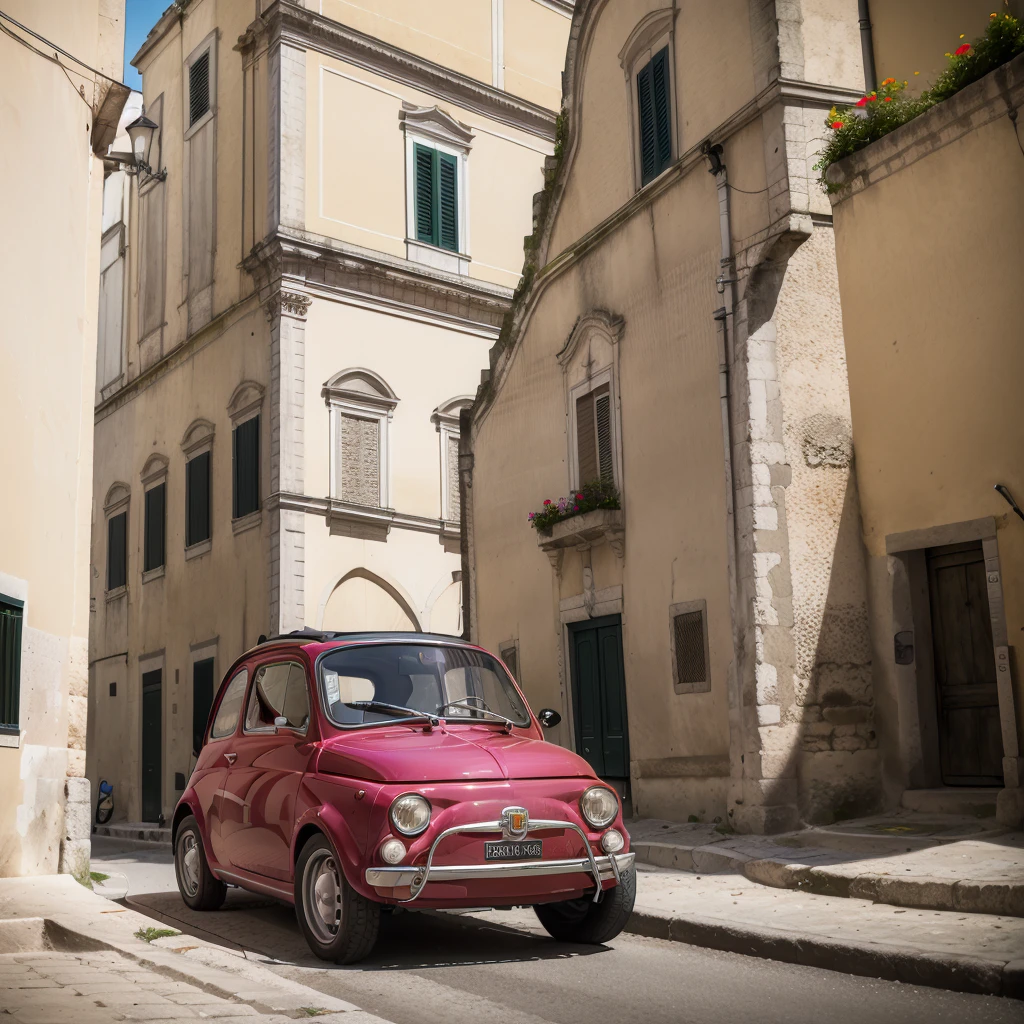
[{"left": 317, "top": 725, "right": 594, "bottom": 784}]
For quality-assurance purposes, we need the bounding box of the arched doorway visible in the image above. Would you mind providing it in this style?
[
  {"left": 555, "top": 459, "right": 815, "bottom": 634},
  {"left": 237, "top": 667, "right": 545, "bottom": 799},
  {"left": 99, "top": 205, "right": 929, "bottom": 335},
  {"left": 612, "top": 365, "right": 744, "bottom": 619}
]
[{"left": 321, "top": 569, "right": 420, "bottom": 632}]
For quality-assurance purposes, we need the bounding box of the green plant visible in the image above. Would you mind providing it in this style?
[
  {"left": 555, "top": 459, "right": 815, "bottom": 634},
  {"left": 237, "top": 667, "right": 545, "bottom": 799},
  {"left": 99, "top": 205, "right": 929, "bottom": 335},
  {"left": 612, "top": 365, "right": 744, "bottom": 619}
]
[
  {"left": 815, "top": 11, "right": 1024, "bottom": 191},
  {"left": 89, "top": 871, "right": 110, "bottom": 884},
  {"left": 134, "top": 927, "right": 181, "bottom": 943},
  {"left": 528, "top": 479, "right": 620, "bottom": 532},
  {"left": 297, "top": 1009, "right": 331, "bottom": 1018}
]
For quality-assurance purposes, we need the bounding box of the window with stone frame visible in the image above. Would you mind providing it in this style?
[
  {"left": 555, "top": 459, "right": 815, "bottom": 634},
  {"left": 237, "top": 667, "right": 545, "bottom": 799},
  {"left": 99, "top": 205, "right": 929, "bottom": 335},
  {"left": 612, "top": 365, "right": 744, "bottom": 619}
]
[
  {"left": 432, "top": 397, "right": 473, "bottom": 522},
  {"left": 670, "top": 599, "right": 710, "bottom": 694},
  {"left": 620, "top": 10, "right": 676, "bottom": 191},
  {"left": 323, "top": 370, "right": 399, "bottom": 509}
]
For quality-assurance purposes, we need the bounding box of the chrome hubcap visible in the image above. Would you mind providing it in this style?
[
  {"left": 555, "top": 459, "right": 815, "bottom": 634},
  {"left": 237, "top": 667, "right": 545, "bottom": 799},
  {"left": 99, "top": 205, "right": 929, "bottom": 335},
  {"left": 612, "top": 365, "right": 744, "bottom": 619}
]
[
  {"left": 304, "top": 851, "right": 342, "bottom": 944},
  {"left": 178, "top": 832, "right": 200, "bottom": 897}
]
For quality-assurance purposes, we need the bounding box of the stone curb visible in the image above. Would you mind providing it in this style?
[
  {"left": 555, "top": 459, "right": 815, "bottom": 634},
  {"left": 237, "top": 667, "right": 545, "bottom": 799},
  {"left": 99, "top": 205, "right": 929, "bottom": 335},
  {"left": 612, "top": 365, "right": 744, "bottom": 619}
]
[
  {"left": 624, "top": 909, "right": 1024, "bottom": 999},
  {"left": 632, "top": 840, "right": 1024, "bottom": 918}
]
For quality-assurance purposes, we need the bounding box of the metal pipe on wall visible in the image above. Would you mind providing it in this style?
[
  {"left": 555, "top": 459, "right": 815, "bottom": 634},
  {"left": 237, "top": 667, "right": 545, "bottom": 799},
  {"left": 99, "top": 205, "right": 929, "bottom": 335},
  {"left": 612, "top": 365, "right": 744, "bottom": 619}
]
[{"left": 858, "top": 0, "right": 877, "bottom": 94}]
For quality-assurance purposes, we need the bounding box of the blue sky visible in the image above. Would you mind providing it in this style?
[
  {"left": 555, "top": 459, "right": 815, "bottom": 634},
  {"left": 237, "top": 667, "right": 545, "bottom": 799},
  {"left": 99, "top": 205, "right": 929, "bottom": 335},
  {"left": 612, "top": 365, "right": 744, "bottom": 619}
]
[{"left": 123, "top": 0, "right": 169, "bottom": 90}]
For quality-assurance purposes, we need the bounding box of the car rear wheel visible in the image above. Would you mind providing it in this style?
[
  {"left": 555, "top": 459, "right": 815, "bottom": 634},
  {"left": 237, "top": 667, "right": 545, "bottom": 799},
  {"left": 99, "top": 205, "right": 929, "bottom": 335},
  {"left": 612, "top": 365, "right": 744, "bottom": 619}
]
[
  {"left": 174, "top": 815, "right": 227, "bottom": 911},
  {"left": 534, "top": 866, "right": 635, "bottom": 944},
  {"left": 295, "top": 833, "right": 380, "bottom": 964}
]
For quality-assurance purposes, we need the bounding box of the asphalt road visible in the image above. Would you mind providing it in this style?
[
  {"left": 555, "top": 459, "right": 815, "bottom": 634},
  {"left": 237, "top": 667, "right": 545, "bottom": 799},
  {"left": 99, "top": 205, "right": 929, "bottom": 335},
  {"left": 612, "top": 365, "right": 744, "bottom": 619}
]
[{"left": 91, "top": 836, "right": 1024, "bottom": 1024}]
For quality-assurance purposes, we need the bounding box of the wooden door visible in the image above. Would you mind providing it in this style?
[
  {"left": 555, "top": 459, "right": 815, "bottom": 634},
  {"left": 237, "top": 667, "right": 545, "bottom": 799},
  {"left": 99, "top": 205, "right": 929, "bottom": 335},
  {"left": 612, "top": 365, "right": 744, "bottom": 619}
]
[
  {"left": 192, "top": 658, "right": 215, "bottom": 756},
  {"left": 141, "top": 669, "right": 163, "bottom": 821},
  {"left": 927, "top": 542, "right": 1002, "bottom": 786},
  {"left": 569, "top": 616, "right": 630, "bottom": 779}
]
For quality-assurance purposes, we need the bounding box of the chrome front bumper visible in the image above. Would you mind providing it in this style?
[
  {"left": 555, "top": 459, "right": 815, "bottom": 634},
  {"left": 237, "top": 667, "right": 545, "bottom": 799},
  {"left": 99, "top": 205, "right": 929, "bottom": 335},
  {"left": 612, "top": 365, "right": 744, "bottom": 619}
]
[{"left": 364, "top": 816, "right": 634, "bottom": 904}]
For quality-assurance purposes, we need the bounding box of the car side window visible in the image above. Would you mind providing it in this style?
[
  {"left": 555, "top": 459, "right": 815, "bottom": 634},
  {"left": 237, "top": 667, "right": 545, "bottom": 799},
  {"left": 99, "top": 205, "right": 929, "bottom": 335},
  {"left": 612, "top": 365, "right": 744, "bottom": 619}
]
[
  {"left": 210, "top": 669, "right": 248, "bottom": 739},
  {"left": 245, "top": 661, "right": 309, "bottom": 733}
]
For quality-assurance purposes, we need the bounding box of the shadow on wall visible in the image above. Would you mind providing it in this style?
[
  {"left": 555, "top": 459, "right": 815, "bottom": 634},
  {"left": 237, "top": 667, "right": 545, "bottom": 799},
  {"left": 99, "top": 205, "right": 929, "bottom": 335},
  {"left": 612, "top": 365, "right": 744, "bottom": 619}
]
[{"left": 795, "top": 470, "right": 881, "bottom": 825}]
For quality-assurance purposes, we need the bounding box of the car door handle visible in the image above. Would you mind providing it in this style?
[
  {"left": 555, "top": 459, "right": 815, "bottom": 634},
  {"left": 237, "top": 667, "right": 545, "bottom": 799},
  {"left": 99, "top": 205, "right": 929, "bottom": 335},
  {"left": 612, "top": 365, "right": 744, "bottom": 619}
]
[{"left": 224, "top": 752, "right": 237, "bottom": 765}]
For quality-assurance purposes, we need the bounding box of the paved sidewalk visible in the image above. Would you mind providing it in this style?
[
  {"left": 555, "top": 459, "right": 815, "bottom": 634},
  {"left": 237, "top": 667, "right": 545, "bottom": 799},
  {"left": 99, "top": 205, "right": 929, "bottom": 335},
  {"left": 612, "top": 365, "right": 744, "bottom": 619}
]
[
  {"left": 628, "top": 813, "right": 1024, "bottom": 917},
  {"left": 625, "top": 862, "right": 1024, "bottom": 998},
  {"left": 0, "top": 875, "right": 392, "bottom": 1024}
]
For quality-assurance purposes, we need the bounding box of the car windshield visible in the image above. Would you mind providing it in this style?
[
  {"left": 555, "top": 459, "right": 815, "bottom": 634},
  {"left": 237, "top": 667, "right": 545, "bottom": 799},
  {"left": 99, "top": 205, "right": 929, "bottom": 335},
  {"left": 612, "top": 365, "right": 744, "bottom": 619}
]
[{"left": 318, "top": 643, "right": 530, "bottom": 728}]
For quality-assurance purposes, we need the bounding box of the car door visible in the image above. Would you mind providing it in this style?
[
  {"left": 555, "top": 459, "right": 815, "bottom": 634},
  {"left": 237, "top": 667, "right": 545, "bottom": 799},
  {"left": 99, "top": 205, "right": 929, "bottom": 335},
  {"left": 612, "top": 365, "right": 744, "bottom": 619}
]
[
  {"left": 216, "top": 657, "right": 314, "bottom": 881},
  {"left": 197, "top": 666, "right": 249, "bottom": 869}
]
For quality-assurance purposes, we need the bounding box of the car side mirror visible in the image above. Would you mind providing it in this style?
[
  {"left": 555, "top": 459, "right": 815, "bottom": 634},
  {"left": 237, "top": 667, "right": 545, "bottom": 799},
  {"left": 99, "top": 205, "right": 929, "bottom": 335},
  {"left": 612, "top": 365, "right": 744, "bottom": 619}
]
[
  {"left": 537, "top": 708, "right": 561, "bottom": 729},
  {"left": 274, "top": 715, "right": 288, "bottom": 732}
]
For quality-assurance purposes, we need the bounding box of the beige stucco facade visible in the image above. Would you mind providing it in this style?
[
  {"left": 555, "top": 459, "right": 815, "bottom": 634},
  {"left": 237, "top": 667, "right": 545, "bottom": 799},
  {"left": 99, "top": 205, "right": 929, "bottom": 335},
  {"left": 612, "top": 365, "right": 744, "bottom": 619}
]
[
  {"left": 827, "top": 50, "right": 1024, "bottom": 825},
  {"left": 464, "top": 0, "right": 887, "bottom": 831},
  {"left": 465, "top": 0, "right": 1022, "bottom": 831},
  {"left": 88, "top": 0, "right": 569, "bottom": 824},
  {"left": 0, "top": 1, "right": 127, "bottom": 876}
]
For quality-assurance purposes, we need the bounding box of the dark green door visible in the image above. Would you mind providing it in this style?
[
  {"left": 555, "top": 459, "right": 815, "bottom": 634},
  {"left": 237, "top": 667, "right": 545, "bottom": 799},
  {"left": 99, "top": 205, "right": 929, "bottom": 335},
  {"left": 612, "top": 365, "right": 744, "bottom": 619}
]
[
  {"left": 192, "top": 658, "right": 215, "bottom": 756},
  {"left": 141, "top": 669, "right": 162, "bottom": 822},
  {"left": 569, "top": 616, "right": 629, "bottom": 779}
]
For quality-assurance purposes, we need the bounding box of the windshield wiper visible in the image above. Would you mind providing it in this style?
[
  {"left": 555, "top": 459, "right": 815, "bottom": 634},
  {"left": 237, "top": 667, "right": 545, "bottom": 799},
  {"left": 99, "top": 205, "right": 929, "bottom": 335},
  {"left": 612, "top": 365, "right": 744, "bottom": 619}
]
[
  {"left": 345, "top": 700, "right": 440, "bottom": 726},
  {"left": 437, "top": 697, "right": 517, "bottom": 732}
]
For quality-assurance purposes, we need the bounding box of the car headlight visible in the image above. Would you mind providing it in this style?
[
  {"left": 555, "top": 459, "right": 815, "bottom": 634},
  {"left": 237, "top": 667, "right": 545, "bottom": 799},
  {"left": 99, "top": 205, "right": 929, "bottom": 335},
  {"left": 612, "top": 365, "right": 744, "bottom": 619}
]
[
  {"left": 580, "top": 786, "right": 618, "bottom": 829},
  {"left": 389, "top": 793, "right": 431, "bottom": 836}
]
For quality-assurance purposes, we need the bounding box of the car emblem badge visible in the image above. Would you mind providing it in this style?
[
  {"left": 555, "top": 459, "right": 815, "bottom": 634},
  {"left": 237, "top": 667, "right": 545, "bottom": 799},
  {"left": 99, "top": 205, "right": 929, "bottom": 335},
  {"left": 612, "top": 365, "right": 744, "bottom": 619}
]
[{"left": 501, "top": 806, "right": 529, "bottom": 840}]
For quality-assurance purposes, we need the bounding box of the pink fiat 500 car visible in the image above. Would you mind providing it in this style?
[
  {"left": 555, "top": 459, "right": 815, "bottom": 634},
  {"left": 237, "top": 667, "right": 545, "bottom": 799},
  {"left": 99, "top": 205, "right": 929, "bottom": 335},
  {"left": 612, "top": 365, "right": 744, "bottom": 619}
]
[{"left": 172, "top": 630, "right": 635, "bottom": 963}]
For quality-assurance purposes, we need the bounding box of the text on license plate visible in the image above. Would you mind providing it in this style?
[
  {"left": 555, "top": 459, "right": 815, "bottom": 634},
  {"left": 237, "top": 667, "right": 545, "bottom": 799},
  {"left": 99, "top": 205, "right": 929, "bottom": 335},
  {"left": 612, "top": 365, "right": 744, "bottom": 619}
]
[{"left": 484, "top": 840, "right": 543, "bottom": 860}]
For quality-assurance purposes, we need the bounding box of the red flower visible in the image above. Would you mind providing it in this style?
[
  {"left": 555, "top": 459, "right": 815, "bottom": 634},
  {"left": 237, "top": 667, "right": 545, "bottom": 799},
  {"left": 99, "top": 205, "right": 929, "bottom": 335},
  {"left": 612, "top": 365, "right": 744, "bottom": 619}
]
[
  {"left": 831, "top": 121, "right": 844, "bottom": 129},
  {"left": 543, "top": 499, "right": 551, "bottom": 505},
  {"left": 573, "top": 506, "right": 579, "bottom": 512},
  {"left": 955, "top": 43, "right": 971, "bottom": 55},
  {"left": 576, "top": 493, "right": 584, "bottom": 500},
  {"left": 884, "top": 96, "right": 893, "bottom": 102},
  {"left": 856, "top": 96, "right": 868, "bottom": 107}
]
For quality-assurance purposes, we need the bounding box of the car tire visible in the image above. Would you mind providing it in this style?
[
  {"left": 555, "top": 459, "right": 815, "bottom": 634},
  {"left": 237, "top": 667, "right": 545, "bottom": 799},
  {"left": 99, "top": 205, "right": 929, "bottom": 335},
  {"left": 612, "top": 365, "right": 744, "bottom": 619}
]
[
  {"left": 534, "top": 866, "right": 636, "bottom": 944},
  {"left": 294, "top": 833, "right": 380, "bottom": 964},
  {"left": 174, "top": 814, "right": 227, "bottom": 911}
]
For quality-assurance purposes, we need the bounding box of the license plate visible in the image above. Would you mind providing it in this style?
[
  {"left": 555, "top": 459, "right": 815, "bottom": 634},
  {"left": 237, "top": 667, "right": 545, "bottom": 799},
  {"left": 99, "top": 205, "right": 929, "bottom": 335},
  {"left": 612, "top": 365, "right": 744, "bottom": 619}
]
[{"left": 484, "top": 840, "right": 543, "bottom": 860}]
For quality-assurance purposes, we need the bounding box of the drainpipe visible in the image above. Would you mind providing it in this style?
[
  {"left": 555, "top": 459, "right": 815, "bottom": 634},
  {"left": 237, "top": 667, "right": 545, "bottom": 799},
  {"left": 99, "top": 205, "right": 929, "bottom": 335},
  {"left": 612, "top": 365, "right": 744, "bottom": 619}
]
[
  {"left": 858, "top": 0, "right": 877, "bottom": 94},
  {"left": 704, "top": 141, "right": 744, "bottom": 798}
]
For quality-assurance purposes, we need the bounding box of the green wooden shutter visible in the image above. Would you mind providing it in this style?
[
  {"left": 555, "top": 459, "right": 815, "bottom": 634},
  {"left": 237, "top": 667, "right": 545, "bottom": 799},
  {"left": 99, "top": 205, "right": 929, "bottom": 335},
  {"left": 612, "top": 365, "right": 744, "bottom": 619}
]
[
  {"left": 186, "top": 451, "right": 211, "bottom": 546},
  {"left": 638, "top": 46, "right": 672, "bottom": 185},
  {"left": 414, "top": 143, "right": 435, "bottom": 245},
  {"left": 107, "top": 511, "right": 127, "bottom": 590},
  {"left": 438, "top": 151, "right": 458, "bottom": 252},
  {"left": 0, "top": 599, "right": 23, "bottom": 730},
  {"left": 144, "top": 483, "right": 166, "bottom": 572},
  {"left": 232, "top": 416, "right": 260, "bottom": 519},
  {"left": 637, "top": 61, "right": 657, "bottom": 185},
  {"left": 651, "top": 47, "right": 672, "bottom": 172}
]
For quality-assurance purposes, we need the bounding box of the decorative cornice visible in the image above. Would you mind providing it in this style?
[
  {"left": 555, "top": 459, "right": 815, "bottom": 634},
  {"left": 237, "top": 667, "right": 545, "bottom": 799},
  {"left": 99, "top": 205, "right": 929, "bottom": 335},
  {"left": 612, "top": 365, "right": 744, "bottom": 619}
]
[
  {"left": 263, "top": 289, "right": 312, "bottom": 322},
  {"left": 400, "top": 105, "right": 475, "bottom": 149},
  {"left": 266, "top": 490, "right": 458, "bottom": 539},
  {"left": 240, "top": 1, "right": 558, "bottom": 140},
  {"left": 243, "top": 230, "right": 513, "bottom": 334}
]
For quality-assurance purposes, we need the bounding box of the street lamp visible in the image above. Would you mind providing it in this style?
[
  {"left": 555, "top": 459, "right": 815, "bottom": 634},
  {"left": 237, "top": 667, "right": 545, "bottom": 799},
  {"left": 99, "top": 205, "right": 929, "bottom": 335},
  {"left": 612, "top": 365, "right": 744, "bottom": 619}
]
[{"left": 122, "top": 110, "right": 166, "bottom": 184}]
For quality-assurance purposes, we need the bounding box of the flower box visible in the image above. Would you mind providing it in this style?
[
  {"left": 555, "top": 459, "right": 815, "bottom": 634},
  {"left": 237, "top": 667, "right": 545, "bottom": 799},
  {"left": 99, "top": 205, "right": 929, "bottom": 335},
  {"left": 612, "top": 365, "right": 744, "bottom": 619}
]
[{"left": 537, "top": 508, "right": 624, "bottom": 555}]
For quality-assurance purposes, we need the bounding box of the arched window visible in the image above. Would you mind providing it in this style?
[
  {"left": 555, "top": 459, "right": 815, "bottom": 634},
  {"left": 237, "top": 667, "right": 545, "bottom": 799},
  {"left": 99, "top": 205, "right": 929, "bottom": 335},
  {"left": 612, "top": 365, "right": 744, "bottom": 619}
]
[
  {"left": 619, "top": 10, "right": 676, "bottom": 189},
  {"left": 322, "top": 369, "right": 399, "bottom": 509},
  {"left": 557, "top": 312, "right": 625, "bottom": 493}
]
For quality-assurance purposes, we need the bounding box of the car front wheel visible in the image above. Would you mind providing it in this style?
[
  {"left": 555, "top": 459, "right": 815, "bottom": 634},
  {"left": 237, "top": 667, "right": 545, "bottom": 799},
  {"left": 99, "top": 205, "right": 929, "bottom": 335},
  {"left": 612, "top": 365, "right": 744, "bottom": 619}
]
[
  {"left": 295, "top": 833, "right": 380, "bottom": 964},
  {"left": 174, "top": 814, "right": 227, "bottom": 911},
  {"left": 534, "top": 866, "right": 635, "bottom": 944}
]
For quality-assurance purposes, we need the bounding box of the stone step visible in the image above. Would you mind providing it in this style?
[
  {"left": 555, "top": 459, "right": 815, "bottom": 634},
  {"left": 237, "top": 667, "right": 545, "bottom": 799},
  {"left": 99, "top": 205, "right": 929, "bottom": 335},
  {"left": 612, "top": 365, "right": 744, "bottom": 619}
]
[
  {"left": 901, "top": 787, "right": 1000, "bottom": 818},
  {"left": 93, "top": 821, "right": 171, "bottom": 847}
]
